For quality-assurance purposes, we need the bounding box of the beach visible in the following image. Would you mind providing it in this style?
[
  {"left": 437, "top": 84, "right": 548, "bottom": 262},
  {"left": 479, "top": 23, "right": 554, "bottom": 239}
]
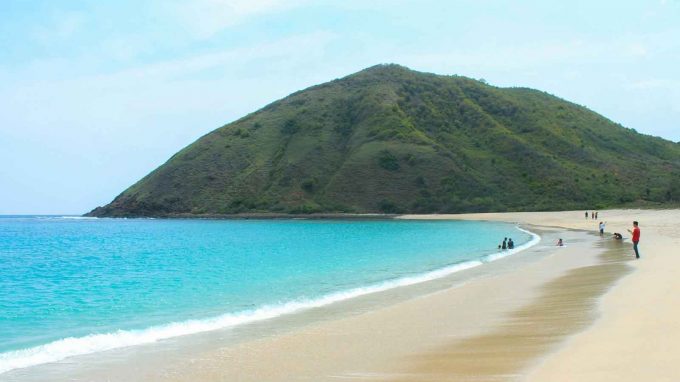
[
  {"left": 4, "top": 209, "right": 678, "bottom": 381},
  {"left": 402, "top": 209, "right": 680, "bottom": 381}
]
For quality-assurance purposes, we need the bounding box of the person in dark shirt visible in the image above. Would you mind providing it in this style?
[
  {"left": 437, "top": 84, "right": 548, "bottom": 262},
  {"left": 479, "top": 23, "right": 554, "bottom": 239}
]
[
  {"left": 502, "top": 237, "right": 507, "bottom": 250},
  {"left": 508, "top": 238, "right": 514, "bottom": 249}
]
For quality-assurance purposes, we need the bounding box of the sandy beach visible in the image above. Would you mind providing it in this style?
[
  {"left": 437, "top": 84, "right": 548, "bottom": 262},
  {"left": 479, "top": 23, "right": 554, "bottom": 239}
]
[
  {"left": 402, "top": 209, "right": 680, "bottom": 381},
  {"left": 5, "top": 209, "right": 678, "bottom": 381}
]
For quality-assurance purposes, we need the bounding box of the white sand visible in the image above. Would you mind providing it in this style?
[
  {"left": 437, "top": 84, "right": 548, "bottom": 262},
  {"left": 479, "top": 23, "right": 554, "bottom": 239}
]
[
  {"left": 403, "top": 209, "right": 680, "bottom": 381},
  {"left": 523, "top": 209, "right": 680, "bottom": 382}
]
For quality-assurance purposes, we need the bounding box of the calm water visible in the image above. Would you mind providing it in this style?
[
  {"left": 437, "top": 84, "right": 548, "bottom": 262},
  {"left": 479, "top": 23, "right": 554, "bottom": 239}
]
[{"left": 0, "top": 216, "right": 535, "bottom": 374}]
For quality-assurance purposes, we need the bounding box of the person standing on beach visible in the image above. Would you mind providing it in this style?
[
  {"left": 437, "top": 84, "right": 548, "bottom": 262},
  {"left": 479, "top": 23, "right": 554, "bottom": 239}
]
[
  {"left": 599, "top": 221, "right": 606, "bottom": 236},
  {"left": 508, "top": 238, "right": 514, "bottom": 249},
  {"left": 595, "top": 211, "right": 599, "bottom": 219},
  {"left": 585, "top": 211, "right": 589, "bottom": 219},
  {"left": 502, "top": 238, "right": 507, "bottom": 250},
  {"left": 627, "top": 221, "right": 641, "bottom": 259}
]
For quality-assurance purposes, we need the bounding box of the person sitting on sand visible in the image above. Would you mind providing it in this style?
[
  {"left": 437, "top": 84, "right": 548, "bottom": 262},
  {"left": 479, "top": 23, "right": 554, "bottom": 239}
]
[
  {"left": 508, "top": 238, "right": 514, "bottom": 249},
  {"left": 613, "top": 232, "right": 623, "bottom": 240},
  {"left": 556, "top": 238, "right": 564, "bottom": 246}
]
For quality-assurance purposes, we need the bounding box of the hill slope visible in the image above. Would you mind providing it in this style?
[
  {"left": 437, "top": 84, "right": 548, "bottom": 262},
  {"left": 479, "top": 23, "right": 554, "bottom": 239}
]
[{"left": 88, "top": 64, "right": 680, "bottom": 217}]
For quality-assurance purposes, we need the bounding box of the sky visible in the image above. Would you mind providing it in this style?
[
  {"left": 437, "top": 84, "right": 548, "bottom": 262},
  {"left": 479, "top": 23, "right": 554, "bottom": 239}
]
[{"left": 1, "top": 0, "right": 678, "bottom": 214}]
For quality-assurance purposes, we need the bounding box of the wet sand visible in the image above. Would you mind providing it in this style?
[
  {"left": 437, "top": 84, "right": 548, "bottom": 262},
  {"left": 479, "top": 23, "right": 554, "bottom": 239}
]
[
  {"left": 524, "top": 209, "right": 680, "bottom": 382},
  {"left": 402, "top": 209, "right": 680, "bottom": 381},
  {"left": 388, "top": 239, "right": 629, "bottom": 382}
]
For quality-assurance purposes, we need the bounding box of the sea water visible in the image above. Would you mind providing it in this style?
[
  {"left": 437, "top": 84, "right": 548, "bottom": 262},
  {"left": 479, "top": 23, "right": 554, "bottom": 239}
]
[{"left": 0, "top": 216, "right": 537, "bottom": 374}]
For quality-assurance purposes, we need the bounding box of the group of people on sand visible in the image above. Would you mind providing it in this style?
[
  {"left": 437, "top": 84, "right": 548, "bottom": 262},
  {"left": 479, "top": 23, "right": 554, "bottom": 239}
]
[
  {"left": 498, "top": 237, "right": 514, "bottom": 251},
  {"left": 612, "top": 222, "right": 641, "bottom": 259},
  {"left": 495, "top": 213, "right": 642, "bottom": 259},
  {"left": 585, "top": 211, "right": 599, "bottom": 219},
  {"left": 587, "top": 212, "right": 641, "bottom": 259}
]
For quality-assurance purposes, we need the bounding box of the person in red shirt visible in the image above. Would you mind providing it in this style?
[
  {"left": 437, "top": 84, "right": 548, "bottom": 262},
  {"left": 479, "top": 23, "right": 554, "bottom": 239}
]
[{"left": 627, "top": 221, "right": 641, "bottom": 259}]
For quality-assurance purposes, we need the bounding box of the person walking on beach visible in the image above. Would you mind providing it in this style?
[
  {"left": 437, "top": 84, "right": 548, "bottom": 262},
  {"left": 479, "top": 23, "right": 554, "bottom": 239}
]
[
  {"left": 599, "top": 221, "right": 606, "bottom": 236},
  {"left": 595, "top": 211, "right": 599, "bottom": 219},
  {"left": 627, "top": 221, "right": 641, "bottom": 259}
]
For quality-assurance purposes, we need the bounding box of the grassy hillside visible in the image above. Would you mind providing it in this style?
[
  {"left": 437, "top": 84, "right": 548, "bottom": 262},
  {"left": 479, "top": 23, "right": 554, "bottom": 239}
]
[{"left": 88, "top": 64, "right": 680, "bottom": 217}]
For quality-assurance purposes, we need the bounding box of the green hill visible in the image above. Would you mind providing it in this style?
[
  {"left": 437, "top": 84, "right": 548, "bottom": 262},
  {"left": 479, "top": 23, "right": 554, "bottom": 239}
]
[{"left": 87, "top": 64, "right": 680, "bottom": 217}]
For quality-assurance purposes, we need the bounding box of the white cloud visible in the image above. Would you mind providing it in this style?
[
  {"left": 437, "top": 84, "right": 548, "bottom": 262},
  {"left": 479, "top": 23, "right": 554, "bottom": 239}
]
[
  {"left": 628, "top": 43, "right": 648, "bottom": 57},
  {"left": 401, "top": 36, "right": 669, "bottom": 75},
  {"left": 33, "top": 11, "right": 86, "bottom": 43},
  {"left": 96, "top": 30, "right": 335, "bottom": 84},
  {"left": 0, "top": 29, "right": 339, "bottom": 213},
  {"left": 629, "top": 78, "right": 678, "bottom": 90},
  {"left": 167, "top": 0, "right": 309, "bottom": 38},
  {"left": 0, "top": 30, "right": 337, "bottom": 145}
]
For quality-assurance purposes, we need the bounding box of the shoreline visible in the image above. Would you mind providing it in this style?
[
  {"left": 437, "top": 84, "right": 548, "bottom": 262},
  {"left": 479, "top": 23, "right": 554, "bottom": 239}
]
[
  {"left": 525, "top": 209, "right": 680, "bottom": 381},
  {"left": 0, "top": 223, "right": 537, "bottom": 378},
  {"left": 402, "top": 209, "right": 680, "bottom": 381},
  {"left": 4, "top": 220, "right": 609, "bottom": 381},
  {"left": 150, "top": 223, "right": 616, "bottom": 382},
  {"left": 80, "top": 203, "right": 680, "bottom": 220},
  {"left": 387, "top": 228, "right": 631, "bottom": 381},
  {"left": 6, "top": 209, "right": 678, "bottom": 381}
]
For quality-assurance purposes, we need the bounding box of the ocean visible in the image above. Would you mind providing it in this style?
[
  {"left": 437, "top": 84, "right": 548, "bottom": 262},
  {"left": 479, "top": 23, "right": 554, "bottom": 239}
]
[{"left": 0, "top": 216, "right": 537, "bottom": 374}]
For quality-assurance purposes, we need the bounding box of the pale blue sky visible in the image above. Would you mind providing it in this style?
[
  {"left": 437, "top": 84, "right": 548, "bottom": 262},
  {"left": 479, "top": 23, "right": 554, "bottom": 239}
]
[{"left": 1, "top": 0, "right": 678, "bottom": 214}]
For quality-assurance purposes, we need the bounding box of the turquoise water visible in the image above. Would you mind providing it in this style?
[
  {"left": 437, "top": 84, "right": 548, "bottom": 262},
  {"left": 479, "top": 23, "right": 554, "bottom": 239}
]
[{"left": 0, "top": 216, "right": 535, "bottom": 373}]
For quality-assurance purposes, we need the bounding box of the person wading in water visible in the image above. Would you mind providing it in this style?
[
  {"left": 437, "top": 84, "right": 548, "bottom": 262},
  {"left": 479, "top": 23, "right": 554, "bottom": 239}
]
[{"left": 627, "top": 221, "right": 641, "bottom": 259}]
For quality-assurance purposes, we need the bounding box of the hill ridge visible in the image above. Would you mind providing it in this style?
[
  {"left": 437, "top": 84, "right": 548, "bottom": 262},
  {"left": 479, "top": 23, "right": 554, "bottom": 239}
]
[{"left": 87, "top": 64, "right": 680, "bottom": 217}]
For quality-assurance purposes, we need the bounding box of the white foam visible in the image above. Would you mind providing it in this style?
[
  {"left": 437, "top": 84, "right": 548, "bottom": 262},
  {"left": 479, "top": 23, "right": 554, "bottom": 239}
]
[
  {"left": 0, "top": 226, "right": 540, "bottom": 375},
  {"left": 33, "top": 216, "right": 100, "bottom": 220},
  {"left": 483, "top": 226, "right": 542, "bottom": 262}
]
